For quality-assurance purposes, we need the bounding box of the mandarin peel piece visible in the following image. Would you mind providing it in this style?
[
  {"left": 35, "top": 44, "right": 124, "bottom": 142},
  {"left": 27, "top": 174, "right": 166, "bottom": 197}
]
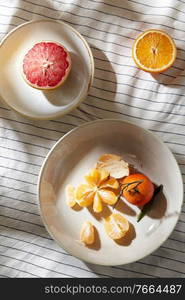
[
  {"left": 96, "top": 153, "right": 129, "bottom": 179},
  {"left": 98, "top": 153, "right": 122, "bottom": 162}
]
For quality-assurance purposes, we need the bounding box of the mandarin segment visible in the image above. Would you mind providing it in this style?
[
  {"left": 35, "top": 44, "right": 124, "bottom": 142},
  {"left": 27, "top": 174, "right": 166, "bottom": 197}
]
[
  {"left": 99, "top": 169, "right": 110, "bottom": 184},
  {"left": 84, "top": 168, "right": 101, "bottom": 186},
  {"left": 75, "top": 184, "right": 95, "bottom": 207},
  {"left": 98, "top": 189, "right": 118, "bottom": 205},
  {"left": 100, "top": 177, "right": 119, "bottom": 189},
  {"left": 85, "top": 168, "right": 109, "bottom": 187},
  {"left": 80, "top": 221, "right": 95, "bottom": 245},
  {"left": 65, "top": 184, "right": 76, "bottom": 208},
  {"left": 104, "top": 213, "right": 129, "bottom": 240},
  {"left": 93, "top": 192, "right": 103, "bottom": 213}
]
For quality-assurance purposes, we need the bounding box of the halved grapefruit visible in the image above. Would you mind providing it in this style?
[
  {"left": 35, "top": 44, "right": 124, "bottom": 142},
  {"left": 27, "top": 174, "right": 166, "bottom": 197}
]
[{"left": 22, "top": 41, "right": 71, "bottom": 90}]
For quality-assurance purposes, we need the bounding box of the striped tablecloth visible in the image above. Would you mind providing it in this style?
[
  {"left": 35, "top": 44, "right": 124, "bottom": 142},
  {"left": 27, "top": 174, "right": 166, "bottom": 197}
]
[{"left": 0, "top": 0, "right": 185, "bottom": 278}]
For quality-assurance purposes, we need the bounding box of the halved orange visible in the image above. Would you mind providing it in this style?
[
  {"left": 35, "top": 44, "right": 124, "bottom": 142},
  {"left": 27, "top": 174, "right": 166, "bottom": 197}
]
[{"left": 132, "top": 29, "right": 176, "bottom": 73}]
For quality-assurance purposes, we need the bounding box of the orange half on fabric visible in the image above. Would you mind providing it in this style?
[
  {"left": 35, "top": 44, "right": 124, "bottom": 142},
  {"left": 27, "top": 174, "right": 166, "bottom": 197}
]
[{"left": 132, "top": 29, "right": 176, "bottom": 73}]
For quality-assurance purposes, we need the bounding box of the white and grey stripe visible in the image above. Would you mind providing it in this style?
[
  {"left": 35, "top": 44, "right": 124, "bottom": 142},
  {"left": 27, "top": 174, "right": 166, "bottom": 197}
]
[{"left": 0, "top": 0, "right": 185, "bottom": 278}]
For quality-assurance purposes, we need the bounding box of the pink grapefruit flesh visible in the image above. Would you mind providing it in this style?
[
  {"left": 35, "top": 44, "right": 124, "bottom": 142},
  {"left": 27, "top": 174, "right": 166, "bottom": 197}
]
[{"left": 22, "top": 41, "right": 71, "bottom": 90}]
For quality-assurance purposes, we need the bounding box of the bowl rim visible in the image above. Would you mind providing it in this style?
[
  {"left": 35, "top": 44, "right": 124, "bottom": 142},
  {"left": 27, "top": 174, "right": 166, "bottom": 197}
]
[
  {"left": 0, "top": 18, "right": 94, "bottom": 120},
  {"left": 37, "top": 118, "right": 184, "bottom": 266}
]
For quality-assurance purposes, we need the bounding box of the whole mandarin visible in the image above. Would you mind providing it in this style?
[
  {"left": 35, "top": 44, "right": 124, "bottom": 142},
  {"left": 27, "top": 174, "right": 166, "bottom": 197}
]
[{"left": 121, "top": 173, "right": 154, "bottom": 206}]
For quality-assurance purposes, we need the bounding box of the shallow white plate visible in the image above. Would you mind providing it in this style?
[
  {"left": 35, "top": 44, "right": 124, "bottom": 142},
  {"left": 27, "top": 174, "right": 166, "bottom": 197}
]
[
  {"left": 0, "top": 19, "right": 94, "bottom": 120},
  {"left": 38, "top": 119, "right": 183, "bottom": 266}
]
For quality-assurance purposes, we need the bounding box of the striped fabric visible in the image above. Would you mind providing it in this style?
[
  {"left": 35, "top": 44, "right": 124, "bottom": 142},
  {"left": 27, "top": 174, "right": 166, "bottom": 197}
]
[{"left": 0, "top": 0, "right": 185, "bottom": 278}]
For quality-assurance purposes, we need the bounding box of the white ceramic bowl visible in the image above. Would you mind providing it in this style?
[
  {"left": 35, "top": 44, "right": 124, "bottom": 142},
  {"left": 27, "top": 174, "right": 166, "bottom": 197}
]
[
  {"left": 38, "top": 119, "right": 183, "bottom": 265},
  {"left": 0, "top": 19, "right": 94, "bottom": 120}
]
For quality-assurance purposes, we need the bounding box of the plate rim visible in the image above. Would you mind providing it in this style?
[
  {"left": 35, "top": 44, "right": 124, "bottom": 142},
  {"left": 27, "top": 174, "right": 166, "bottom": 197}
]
[
  {"left": 0, "top": 18, "right": 94, "bottom": 120},
  {"left": 37, "top": 119, "right": 184, "bottom": 266}
]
